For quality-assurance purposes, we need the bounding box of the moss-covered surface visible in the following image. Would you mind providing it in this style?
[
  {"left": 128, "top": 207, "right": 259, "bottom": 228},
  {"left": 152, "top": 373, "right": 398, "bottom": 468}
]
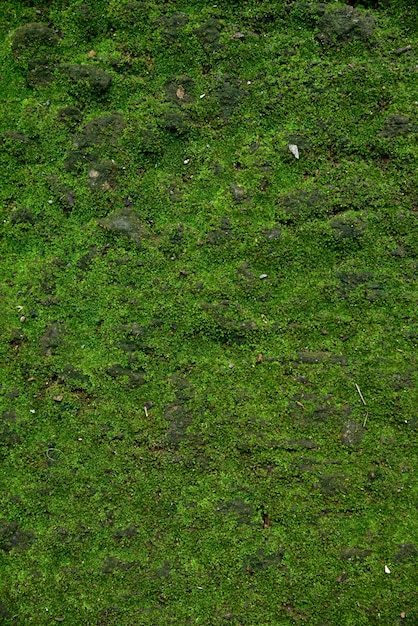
[{"left": 0, "top": 1, "right": 417, "bottom": 624}]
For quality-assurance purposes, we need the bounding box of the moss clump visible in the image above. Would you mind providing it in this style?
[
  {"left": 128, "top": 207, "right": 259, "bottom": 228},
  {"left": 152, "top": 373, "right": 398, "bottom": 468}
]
[
  {"left": 11, "top": 22, "right": 59, "bottom": 58},
  {"left": 56, "top": 105, "right": 83, "bottom": 129},
  {"left": 60, "top": 64, "right": 112, "bottom": 94},
  {"left": 316, "top": 5, "right": 376, "bottom": 46},
  {"left": 72, "top": 112, "right": 125, "bottom": 149},
  {"left": 379, "top": 114, "right": 415, "bottom": 138}
]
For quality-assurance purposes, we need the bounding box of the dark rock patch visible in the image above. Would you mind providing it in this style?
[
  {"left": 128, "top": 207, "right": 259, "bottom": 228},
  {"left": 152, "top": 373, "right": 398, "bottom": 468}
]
[
  {"left": 112, "top": 526, "right": 138, "bottom": 542},
  {"left": 0, "top": 520, "right": 35, "bottom": 553},
  {"left": 165, "top": 404, "right": 193, "bottom": 449},
  {"left": 393, "top": 543, "right": 418, "bottom": 562},
  {"left": 243, "top": 548, "right": 284, "bottom": 572},
  {"left": 72, "top": 113, "right": 125, "bottom": 149},
  {"left": 61, "top": 64, "right": 112, "bottom": 93},
  {"left": 10, "top": 207, "right": 35, "bottom": 226},
  {"left": 330, "top": 213, "right": 366, "bottom": 241},
  {"left": 164, "top": 75, "right": 195, "bottom": 105},
  {"left": 105, "top": 364, "right": 145, "bottom": 388},
  {"left": 341, "top": 420, "right": 364, "bottom": 448},
  {"left": 26, "top": 58, "right": 56, "bottom": 87},
  {"left": 379, "top": 115, "right": 414, "bottom": 138},
  {"left": 214, "top": 77, "right": 245, "bottom": 118},
  {"left": 98, "top": 207, "right": 147, "bottom": 244},
  {"left": 295, "top": 352, "right": 348, "bottom": 366},
  {"left": 87, "top": 159, "right": 118, "bottom": 191},
  {"left": 217, "top": 498, "right": 255, "bottom": 525},
  {"left": 39, "top": 323, "right": 62, "bottom": 356},
  {"left": 277, "top": 188, "right": 325, "bottom": 221},
  {"left": 57, "top": 106, "right": 83, "bottom": 130},
  {"left": 158, "top": 12, "right": 188, "bottom": 41},
  {"left": 1, "top": 130, "right": 34, "bottom": 160},
  {"left": 196, "top": 18, "right": 222, "bottom": 49},
  {"left": 319, "top": 473, "right": 348, "bottom": 496},
  {"left": 61, "top": 365, "right": 91, "bottom": 391},
  {"left": 12, "top": 22, "right": 59, "bottom": 58},
  {"left": 337, "top": 271, "right": 374, "bottom": 298},
  {"left": 316, "top": 7, "right": 375, "bottom": 46},
  {"left": 100, "top": 556, "right": 138, "bottom": 574},
  {"left": 0, "top": 411, "right": 21, "bottom": 456},
  {"left": 199, "top": 300, "right": 258, "bottom": 344},
  {"left": 161, "top": 106, "right": 189, "bottom": 134},
  {"left": 207, "top": 216, "right": 233, "bottom": 244},
  {"left": 231, "top": 184, "right": 246, "bottom": 203},
  {"left": 340, "top": 547, "right": 372, "bottom": 561}
]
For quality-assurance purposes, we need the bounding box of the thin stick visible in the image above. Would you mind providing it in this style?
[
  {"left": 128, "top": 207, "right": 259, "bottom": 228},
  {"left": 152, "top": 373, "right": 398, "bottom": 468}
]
[
  {"left": 363, "top": 412, "right": 368, "bottom": 428},
  {"left": 355, "top": 384, "right": 366, "bottom": 405},
  {"left": 144, "top": 406, "right": 148, "bottom": 418},
  {"left": 46, "top": 448, "right": 66, "bottom": 461}
]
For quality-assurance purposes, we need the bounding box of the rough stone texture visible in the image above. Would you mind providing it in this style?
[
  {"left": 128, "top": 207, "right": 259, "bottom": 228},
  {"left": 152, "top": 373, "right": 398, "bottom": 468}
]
[
  {"left": 317, "top": 7, "right": 375, "bottom": 46},
  {"left": 341, "top": 420, "right": 364, "bottom": 448},
  {"left": 97, "top": 207, "right": 147, "bottom": 243},
  {"left": 12, "top": 23, "right": 59, "bottom": 57}
]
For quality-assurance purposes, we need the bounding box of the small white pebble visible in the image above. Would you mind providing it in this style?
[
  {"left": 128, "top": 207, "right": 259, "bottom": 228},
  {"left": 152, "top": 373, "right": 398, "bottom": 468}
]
[
  {"left": 184, "top": 158, "right": 190, "bottom": 165},
  {"left": 30, "top": 409, "right": 35, "bottom": 414},
  {"left": 385, "top": 565, "right": 391, "bottom": 574},
  {"left": 260, "top": 274, "right": 268, "bottom": 279},
  {"left": 48, "top": 200, "right": 53, "bottom": 204},
  {"left": 199, "top": 93, "right": 206, "bottom": 99},
  {"left": 228, "top": 363, "right": 234, "bottom": 368}
]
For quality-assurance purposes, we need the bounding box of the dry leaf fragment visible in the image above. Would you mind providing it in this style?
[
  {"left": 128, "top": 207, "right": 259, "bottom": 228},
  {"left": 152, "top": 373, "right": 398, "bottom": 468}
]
[
  {"left": 176, "top": 85, "right": 185, "bottom": 99},
  {"left": 288, "top": 144, "right": 299, "bottom": 159},
  {"left": 263, "top": 513, "right": 271, "bottom": 528},
  {"left": 230, "top": 32, "right": 244, "bottom": 39},
  {"left": 53, "top": 395, "right": 63, "bottom": 402},
  {"left": 256, "top": 353, "right": 263, "bottom": 363}
]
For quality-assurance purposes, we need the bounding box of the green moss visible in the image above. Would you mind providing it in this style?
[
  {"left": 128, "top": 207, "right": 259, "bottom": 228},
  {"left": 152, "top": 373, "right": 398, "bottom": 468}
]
[{"left": 0, "top": 0, "right": 417, "bottom": 624}]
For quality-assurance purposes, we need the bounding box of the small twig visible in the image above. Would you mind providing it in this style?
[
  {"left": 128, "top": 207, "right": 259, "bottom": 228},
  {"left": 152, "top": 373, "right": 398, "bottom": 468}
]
[
  {"left": 46, "top": 448, "right": 66, "bottom": 461},
  {"left": 393, "top": 45, "right": 412, "bottom": 56},
  {"left": 363, "top": 412, "right": 369, "bottom": 428},
  {"left": 144, "top": 406, "right": 148, "bottom": 418},
  {"left": 355, "top": 383, "right": 366, "bottom": 405}
]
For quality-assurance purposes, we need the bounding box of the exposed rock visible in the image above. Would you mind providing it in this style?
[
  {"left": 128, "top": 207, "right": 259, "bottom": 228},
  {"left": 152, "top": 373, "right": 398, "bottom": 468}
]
[
  {"left": 317, "top": 6, "right": 375, "bottom": 46},
  {"left": 160, "top": 12, "right": 188, "bottom": 41},
  {"left": 393, "top": 543, "right": 418, "bottom": 562},
  {"left": 379, "top": 114, "right": 413, "bottom": 138},
  {"left": 97, "top": 207, "right": 147, "bottom": 244},
  {"left": 214, "top": 77, "right": 245, "bottom": 118},
  {"left": 72, "top": 113, "right": 125, "bottom": 149},
  {"left": 39, "top": 323, "right": 62, "bottom": 355},
  {"left": 26, "top": 58, "right": 56, "bottom": 87},
  {"left": 330, "top": 212, "right": 366, "bottom": 240},
  {"left": 105, "top": 364, "right": 145, "bottom": 388},
  {"left": 87, "top": 159, "right": 118, "bottom": 191},
  {"left": 243, "top": 548, "right": 284, "bottom": 572},
  {"left": 164, "top": 75, "right": 195, "bottom": 105},
  {"left": 0, "top": 520, "right": 35, "bottom": 553},
  {"left": 319, "top": 473, "right": 348, "bottom": 496},
  {"left": 196, "top": 17, "right": 221, "bottom": 49},
  {"left": 61, "top": 64, "right": 112, "bottom": 93},
  {"left": 12, "top": 22, "right": 59, "bottom": 57},
  {"left": 341, "top": 419, "right": 364, "bottom": 448}
]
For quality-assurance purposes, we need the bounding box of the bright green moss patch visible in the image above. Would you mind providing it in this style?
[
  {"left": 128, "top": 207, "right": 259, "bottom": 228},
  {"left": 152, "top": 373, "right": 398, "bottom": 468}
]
[{"left": 0, "top": 0, "right": 417, "bottom": 624}]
